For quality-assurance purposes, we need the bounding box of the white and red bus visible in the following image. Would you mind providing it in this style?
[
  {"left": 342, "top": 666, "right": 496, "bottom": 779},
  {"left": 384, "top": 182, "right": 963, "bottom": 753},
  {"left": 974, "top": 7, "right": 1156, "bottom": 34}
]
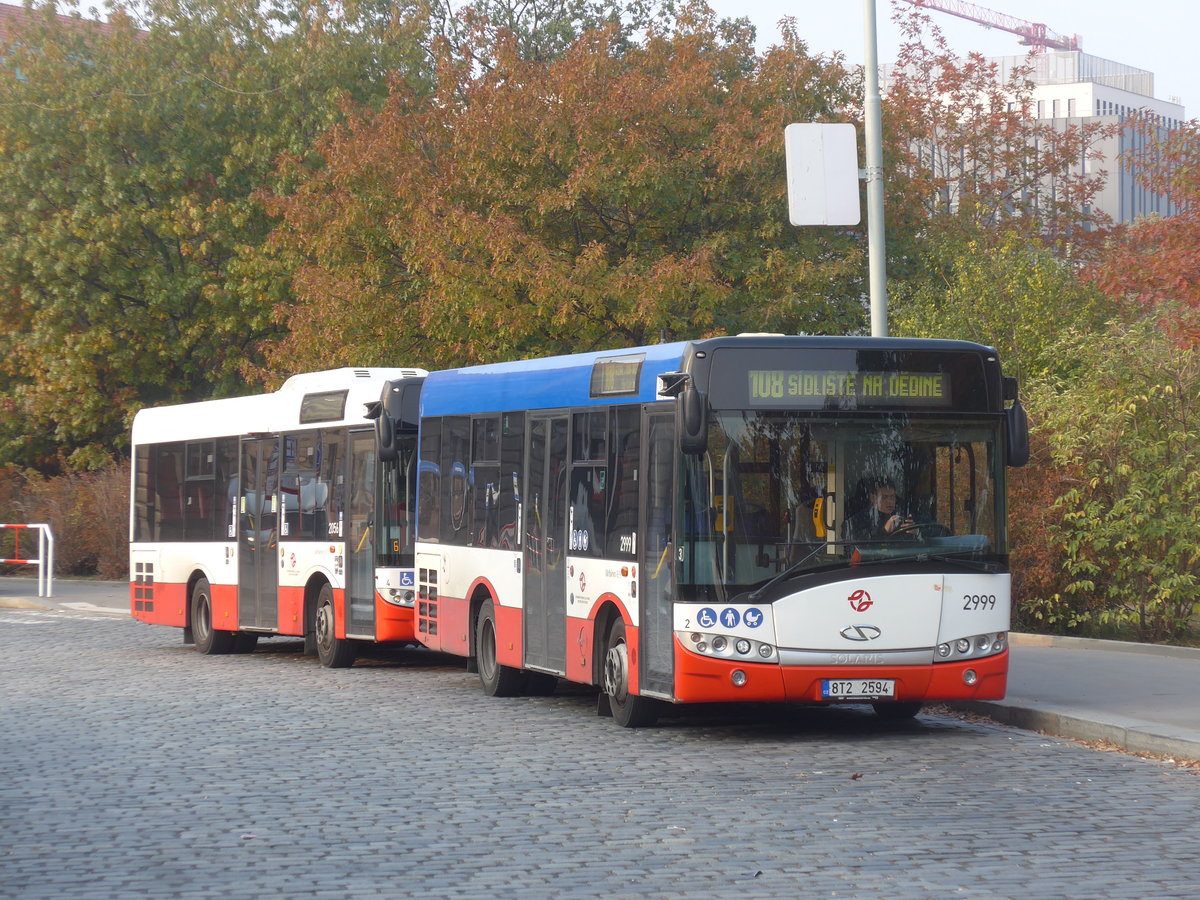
[
  {"left": 413, "top": 335, "right": 1029, "bottom": 726},
  {"left": 130, "top": 367, "right": 426, "bottom": 666}
]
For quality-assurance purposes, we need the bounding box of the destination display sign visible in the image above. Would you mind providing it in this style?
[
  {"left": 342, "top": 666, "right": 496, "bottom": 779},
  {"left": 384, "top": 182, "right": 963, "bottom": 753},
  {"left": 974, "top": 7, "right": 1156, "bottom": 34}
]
[{"left": 747, "top": 369, "right": 951, "bottom": 408}]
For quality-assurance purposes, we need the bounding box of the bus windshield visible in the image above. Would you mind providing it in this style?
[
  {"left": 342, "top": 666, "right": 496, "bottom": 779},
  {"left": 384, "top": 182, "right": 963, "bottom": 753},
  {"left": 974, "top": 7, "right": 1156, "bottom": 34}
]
[{"left": 679, "top": 410, "right": 1005, "bottom": 601}]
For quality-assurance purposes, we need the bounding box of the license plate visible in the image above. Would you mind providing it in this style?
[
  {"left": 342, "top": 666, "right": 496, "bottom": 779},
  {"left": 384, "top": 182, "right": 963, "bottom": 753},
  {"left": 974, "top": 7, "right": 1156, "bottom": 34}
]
[{"left": 821, "top": 679, "right": 896, "bottom": 699}]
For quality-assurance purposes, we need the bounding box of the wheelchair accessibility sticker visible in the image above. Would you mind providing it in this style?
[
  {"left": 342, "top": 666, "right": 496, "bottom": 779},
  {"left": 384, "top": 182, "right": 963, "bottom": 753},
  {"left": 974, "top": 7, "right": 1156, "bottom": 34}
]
[{"left": 697, "top": 606, "right": 765, "bottom": 630}]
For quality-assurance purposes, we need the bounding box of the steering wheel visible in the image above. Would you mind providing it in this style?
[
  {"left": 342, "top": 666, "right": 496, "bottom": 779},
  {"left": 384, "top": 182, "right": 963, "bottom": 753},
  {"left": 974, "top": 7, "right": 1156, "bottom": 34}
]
[{"left": 893, "top": 521, "right": 951, "bottom": 538}]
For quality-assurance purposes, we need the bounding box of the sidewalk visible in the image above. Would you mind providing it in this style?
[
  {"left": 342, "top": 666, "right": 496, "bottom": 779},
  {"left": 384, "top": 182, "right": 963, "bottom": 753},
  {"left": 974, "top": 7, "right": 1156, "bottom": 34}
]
[
  {"left": 952, "top": 633, "right": 1200, "bottom": 761},
  {"left": 2, "top": 576, "right": 1198, "bottom": 758},
  {"left": 0, "top": 575, "right": 128, "bottom": 616}
]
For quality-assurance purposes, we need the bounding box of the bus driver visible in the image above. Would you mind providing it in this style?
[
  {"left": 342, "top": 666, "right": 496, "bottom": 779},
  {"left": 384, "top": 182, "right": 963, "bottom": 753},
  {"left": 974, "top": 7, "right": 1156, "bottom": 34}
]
[{"left": 846, "top": 478, "right": 917, "bottom": 543}]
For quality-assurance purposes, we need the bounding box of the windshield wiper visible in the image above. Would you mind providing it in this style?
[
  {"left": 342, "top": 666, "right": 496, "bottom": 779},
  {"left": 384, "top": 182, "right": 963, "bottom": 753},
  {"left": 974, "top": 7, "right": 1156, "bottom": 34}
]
[{"left": 748, "top": 543, "right": 847, "bottom": 601}]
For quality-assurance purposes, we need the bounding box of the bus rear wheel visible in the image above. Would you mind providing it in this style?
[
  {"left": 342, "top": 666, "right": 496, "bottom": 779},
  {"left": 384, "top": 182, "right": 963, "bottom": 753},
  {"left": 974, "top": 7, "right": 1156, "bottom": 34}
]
[
  {"left": 314, "top": 584, "right": 356, "bottom": 668},
  {"left": 603, "top": 619, "right": 658, "bottom": 728},
  {"left": 476, "top": 599, "right": 523, "bottom": 697},
  {"left": 191, "top": 577, "right": 234, "bottom": 655}
]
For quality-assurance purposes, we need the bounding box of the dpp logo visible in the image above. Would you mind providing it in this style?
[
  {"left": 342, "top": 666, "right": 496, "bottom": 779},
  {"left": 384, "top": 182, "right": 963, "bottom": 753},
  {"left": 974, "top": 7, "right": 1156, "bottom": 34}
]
[{"left": 848, "top": 589, "right": 873, "bottom": 613}]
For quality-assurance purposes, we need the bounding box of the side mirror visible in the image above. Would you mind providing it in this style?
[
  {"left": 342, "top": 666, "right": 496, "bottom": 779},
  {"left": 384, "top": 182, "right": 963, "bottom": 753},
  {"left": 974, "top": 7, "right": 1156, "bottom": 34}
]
[
  {"left": 677, "top": 383, "right": 708, "bottom": 455},
  {"left": 376, "top": 410, "right": 398, "bottom": 462},
  {"left": 1006, "top": 398, "right": 1029, "bottom": 468},
  {"left": 366, "top": 397, "right": 398, "bottom": 463}
]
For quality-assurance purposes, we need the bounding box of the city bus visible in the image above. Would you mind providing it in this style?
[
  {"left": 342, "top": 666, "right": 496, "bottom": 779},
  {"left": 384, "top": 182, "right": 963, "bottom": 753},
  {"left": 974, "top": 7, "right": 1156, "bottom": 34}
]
[
  {"left": 413, "top": 335, "right": 1029, "bottom": 726},
  {"left": 129, "top": 367, "right": 427, "bottom": 667}
]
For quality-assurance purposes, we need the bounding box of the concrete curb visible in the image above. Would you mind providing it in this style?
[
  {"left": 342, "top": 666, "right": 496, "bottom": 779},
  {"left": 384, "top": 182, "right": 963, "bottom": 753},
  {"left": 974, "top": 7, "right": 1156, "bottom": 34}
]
[
  {"left": 0, "top": 597, "right": 52, "bottom": 611},
  {"left": 950, "top": 698, "right": 1200, "bottom": 761}
]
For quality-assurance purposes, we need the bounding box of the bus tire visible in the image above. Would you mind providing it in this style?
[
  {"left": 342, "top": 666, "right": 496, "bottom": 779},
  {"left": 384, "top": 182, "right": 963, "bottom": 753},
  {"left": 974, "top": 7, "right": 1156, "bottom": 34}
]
[
  {"left": 475, "top": 598, "right": 523, "bottom": 697},
  {"left": 191, "top": 577, "right": 234, "bottom": 655},
  {"left": 872, "top": 701, "right": 922, "bottom": 720},
  {"left": 314, "top": 583, "right": 356, "bottom": 668},
  {"left": 603, "top": 619, "right": 658, "bottom": 728}
]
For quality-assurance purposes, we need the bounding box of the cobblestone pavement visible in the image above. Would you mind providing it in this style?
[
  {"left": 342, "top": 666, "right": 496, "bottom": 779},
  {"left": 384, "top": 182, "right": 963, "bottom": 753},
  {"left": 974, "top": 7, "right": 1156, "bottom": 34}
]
[{"left": 3, "top": 609, "right": 1199, "bottom": 900}]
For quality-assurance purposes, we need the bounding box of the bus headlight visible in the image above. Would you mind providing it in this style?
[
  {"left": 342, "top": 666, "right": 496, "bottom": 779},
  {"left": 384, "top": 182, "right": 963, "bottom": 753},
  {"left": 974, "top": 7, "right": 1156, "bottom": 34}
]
[
  {"left": 383, "top": 589, "right": 415, "bottom": 608},
  {"left": 678, "top": 631, "right": 777, "bottom": 664},
  {"left": 936, "top": 632, "right": 1007, "bottom": 662}
]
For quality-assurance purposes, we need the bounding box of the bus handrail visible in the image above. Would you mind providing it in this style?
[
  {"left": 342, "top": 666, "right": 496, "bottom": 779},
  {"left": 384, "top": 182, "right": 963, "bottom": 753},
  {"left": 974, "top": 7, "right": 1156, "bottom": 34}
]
[{"left": 0, "top": 523, "right": 55, "bottom": 598}]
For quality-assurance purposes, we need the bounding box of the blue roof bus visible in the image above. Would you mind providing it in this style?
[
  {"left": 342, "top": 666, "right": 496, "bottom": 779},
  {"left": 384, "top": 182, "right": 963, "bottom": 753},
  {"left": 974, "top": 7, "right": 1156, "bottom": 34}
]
[{"left": 413, "top": 335, "right": 1029, "bottom": 727}]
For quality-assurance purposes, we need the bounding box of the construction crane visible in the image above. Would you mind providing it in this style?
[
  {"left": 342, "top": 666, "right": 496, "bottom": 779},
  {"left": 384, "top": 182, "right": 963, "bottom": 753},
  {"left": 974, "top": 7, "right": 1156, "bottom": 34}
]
[{"left": 903, "top": 0, "right": 1081, "bottom": 53}]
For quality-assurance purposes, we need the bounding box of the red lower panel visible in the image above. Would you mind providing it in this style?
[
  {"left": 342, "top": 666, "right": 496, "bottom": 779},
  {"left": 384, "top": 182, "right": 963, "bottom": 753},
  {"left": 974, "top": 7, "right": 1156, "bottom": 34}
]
[
  {"left": 420, "top": 592, "right": 516, "bottom": 662},
  {"left": 277, "top": 585, "right": 306, "bottom": 636},
  {"left": 673, "top": 643, "right": 787, "bottom": 703},
  {"left": 492, "top": 600, "right": 522, "bottom": 669},
  {"left": 564, "top": 615, "right": 596, "bottom": 684},
  {"left": 129, "top": 581, "right": 188, "bottom": 627},
  {"left": 375, "top": 593, "right": 417, "bottom": 643},
  {"left": 211, "top": 583, "right": 238, "bottom": 632},
  {"left": 333, "top": 587, "right": 346, "bottom": 639},
  {"left": 674, "top": 641, "right": 1009, "bottom": 704}
]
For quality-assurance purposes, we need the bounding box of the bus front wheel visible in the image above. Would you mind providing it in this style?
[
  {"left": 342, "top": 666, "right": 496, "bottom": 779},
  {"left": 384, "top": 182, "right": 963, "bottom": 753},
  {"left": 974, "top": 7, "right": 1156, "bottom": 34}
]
[
  {"left": 314, "top": 584, "right": 356, "bottom": 668},
  {"left": 191, "top": 577, "right": 234, "bottom": 655},
  {"left": 603, "top": 619, "right": 658, "bottom": 728}
]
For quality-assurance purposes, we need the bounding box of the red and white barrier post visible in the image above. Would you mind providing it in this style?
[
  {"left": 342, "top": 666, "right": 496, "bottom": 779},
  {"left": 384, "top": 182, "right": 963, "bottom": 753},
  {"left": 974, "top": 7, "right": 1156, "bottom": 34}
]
[{"left": 0, "top": 523, "right": 55, "bottom": 597}]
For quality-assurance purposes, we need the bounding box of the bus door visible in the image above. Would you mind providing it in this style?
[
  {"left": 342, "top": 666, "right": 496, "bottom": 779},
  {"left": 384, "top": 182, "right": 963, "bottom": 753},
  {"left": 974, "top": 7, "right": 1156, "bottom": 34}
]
[
  {"left": 523, "top": 413, "right": 569, "bottom": 674},
  {"left": 239, "top": 436, "right": 280, "bottom": 630},
  {"left": 346, "top": 431, "right": 377, "bottom": 638},
  {"left": 638, "top": 411, "right": 675, "bottom": 698}
]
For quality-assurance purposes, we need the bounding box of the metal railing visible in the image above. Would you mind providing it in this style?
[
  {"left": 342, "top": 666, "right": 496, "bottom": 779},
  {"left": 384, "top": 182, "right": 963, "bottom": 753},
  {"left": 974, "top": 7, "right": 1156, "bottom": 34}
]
[{"left": 0, "top": 523, "right": 55, "bottom": 597}]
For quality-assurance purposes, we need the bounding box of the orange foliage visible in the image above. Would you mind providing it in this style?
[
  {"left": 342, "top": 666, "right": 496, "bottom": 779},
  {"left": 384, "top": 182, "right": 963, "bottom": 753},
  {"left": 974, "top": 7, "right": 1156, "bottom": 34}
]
[
  {"left": 1087, "top": 115, "right": 1200, "bottom": 344},
  {"left": 262, "top": 5, "right": 864, "bottom": 374}
]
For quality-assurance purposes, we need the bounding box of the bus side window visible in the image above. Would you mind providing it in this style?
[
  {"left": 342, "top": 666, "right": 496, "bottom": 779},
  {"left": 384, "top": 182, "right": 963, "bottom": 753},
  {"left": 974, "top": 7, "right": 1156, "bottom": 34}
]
[
  {"left": 498, "top": 412, "right": 524, "bottom": 550},
  {"left": 155, "top": 443, "right": 186, "bottom": 542},
  {"left": 417, "top": 418, "right": 442, "bottom": 542},
  {"left": 568, "top": 410, "right": 607, "bottom": 556},
  {"left": 318, "top": 429, "right": 344, "bottom": 538},
  {"left": 471, "top": 416, "right": 501, "bottom": 548},
  {"left": 134, "top": 445, "right": 154, "bottom": 542},
  {"left": 442, "top": 416, "right": 471, "bottom": 545},
  {"left": 215, "top": 438, "right": 238, "bottom": 541},
  {"left": 184, "top": 440, "right": 216, "bottom": 542},
  {"left": 606, "top": 406, "right": 639, "bottom": 559}
]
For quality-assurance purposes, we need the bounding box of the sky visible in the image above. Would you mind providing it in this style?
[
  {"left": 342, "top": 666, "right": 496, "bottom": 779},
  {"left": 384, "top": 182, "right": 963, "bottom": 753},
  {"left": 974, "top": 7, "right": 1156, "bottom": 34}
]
[{"left": 703, "top": 0, "right": 1198, "bottom": 117}]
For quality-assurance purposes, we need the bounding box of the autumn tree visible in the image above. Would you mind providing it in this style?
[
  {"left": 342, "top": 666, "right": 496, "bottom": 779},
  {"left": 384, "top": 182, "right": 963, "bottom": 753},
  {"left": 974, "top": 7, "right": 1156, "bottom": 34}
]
[
  {"left": 890, "top": 230, "right": 1116, "bottom": 381},
  {"left": 0, "top": 0, "right": 429, "bottom": 469},
  {"left": 424, "top": 0, "right": 648, "bottom": 63},
  {"left": 1088, "top": 115, "right": 1200, "bottom": 342},
  {"left": 1024, "top": 315, "right": 1200, "bottom": 643},
  {"left": 261, "top": 3, "right": 866, "bottom": 375}
]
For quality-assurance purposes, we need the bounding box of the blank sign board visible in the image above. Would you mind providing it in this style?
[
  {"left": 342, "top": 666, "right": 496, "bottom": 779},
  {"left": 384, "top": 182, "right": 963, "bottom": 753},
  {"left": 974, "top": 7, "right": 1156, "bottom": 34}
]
[{"left": 784, "top": 123, "right": 861, "bottom": 227}]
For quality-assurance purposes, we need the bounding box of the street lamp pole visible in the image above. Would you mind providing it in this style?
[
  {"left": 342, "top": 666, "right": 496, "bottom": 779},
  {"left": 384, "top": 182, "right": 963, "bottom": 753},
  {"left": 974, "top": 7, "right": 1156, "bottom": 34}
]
[{"left": 863, "top": 0, "right": 888, "bottom": 337}]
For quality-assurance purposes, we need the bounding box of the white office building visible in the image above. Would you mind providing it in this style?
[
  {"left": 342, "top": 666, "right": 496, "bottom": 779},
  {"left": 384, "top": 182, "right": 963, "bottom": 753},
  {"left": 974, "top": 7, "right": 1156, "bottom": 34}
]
[
  {"left": 885, "top": 49, "right": 1184, "bottom": 225},
  {"left": 992, "top": 51, "right": 1184, "bottom": 223}
]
